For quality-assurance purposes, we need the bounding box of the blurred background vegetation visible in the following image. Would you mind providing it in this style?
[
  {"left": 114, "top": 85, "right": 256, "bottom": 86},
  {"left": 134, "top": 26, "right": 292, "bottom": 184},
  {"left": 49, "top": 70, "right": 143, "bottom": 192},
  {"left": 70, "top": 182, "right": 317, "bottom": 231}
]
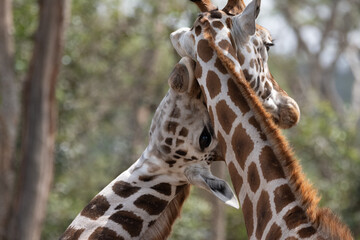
[{"left": 8, "top": 0, "right": 360, "bottom": 239}]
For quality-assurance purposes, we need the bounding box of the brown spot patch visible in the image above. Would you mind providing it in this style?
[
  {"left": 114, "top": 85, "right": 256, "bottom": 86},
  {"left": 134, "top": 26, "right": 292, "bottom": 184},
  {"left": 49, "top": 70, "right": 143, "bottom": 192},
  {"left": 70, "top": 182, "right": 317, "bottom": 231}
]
[
  {"left": 200, "top": 85, "right": 207, "bottom": 106},
  {"left": 151, "top": 183, "right": 172, "bottom": 196},
  {"left": 138, "top": 175, "right": 156, "bottom": 182},
  {"left": 166, "top": 160, "right": 176, "bottom": 167},
  {"left": 250, "top": 59, "right": 255, "bottom": 68},
  {"left": 259, "top": 146, "right": 285, "bottom": 182},
  {"left": 210, "top": 10, "right": 222, "bottom": 19},
  {"left": 298, "top": 226, "right": 316, "bottom": 238},
  {"left": 160, "top": 145, "right": 171, "bottom": 154},
  {"left": 115, "top": 204, "right": 123, "bottom": 210},
  {"left": 206, "top": 70, "right": 222, "bottom": 99},
  {"left": 283, "top": 206, "right": 308, "bottom": 230},
  {"left": 250, "top": 79, "right": 256, "bottom": 88},
  {"left": 175, "top": 149, "right": 187, "bottom": 156},
  {"left": 226, "top": 18, "right": 232, "bottom": 29},
  {"left": 209, "top": 106, "right": 215, "bottom": 127},
  {"left": 253, "top": 39, "right": 259, "bottom": 46},
  {"left": 228, "top": 32, "right": 236, "bottom": 51},
  {"left": 218, "top": 39, "right": 237, "bottom": 59},
  {"left": 195, "top": 25, "right": 202, "bottom": 36},
  {"left": 228, "top": 162, "right": 243, "bottom": 196},
  {"left": 238, "top": 51, "right": 245, "bottom": 65},
  {"left": 113, "top": 181, "right": 141, "bottom": 198},
  {"left": 246, "top": 45, "right": 252, "bottom": 53},
  {"left": 247, "top": 162, "right": 260, "bottom": 193},
  {"left": 80, "top": 195, "right": 110, "bottom": 220},
  {"left": 176, "top": 139, "right": 184, "bottom": 147},
  {"left": 265, "top": 223, "right": 282, "bottom": 240},
  {"left": 254, "top": 76, "right": 260, "bottom": 92},
  {"left": 134, "top": 194, "right": 168, "bottom": 215},
  {"left": 274, "top": 184, "right": 296, "bottom": 213},
  {"left": 89, "top": 227, "right": 124, "bottom": 240},
  {"left": 242, "top": 195, "right": 254, "bottom": 236},
  {"left": 285, "top": 237, "right": 298, "bottom": 240},
  {"left": 215, "top": 100, "right": 236, "bottom": 134},
  {"left": 212, "top": 21, "right": 224, "bottom": 29},
  {"left": 165, "top": 121, "right": 178, "bottom": 135},
  {"left": 248, "top": 116, "right": 267, "bottom": 141},
  {"left": 243, "top": 69, "right": 253, "bottom": 82},
  {"left": 227, "top": 78, "right": 250, "bottom": 114},
  {"left": 231, "top": 123, "right": 254, "bottom": 170},
  {"left": 256, "top": 191, "right": 272, "bottom": 239},
  {"left": 179, "top": 127, "right": 188, "bottom": 137},
  {"left": 198, "top": 39, "right": 214, "bottom": 62},
  {"left": 60, "top": 227, "right": 85, "bottom": 240},
  {"left": 195, "top": 62, "right": 203, "bottom": 79},
  {"left": 217, "top": 131, "right": 227, "bottom": 158},
  {"left": 165, "top": 138, "right": 172, "bottom": 146},
  {"left": 109, "top": 211, "right": 143, "bottom": 237},
  {"left": 215, "top": 57, "right": 227, "bottom": 74}
]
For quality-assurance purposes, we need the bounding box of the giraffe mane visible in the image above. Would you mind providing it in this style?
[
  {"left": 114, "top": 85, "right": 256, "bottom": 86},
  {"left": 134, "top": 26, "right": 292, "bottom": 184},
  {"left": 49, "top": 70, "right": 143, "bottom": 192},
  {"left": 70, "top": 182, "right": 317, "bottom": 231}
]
[
  {"left": 200, "top": 17, "right": 353, "bottom": 240},
  {"left": 140, "top": 184, "right": 191, "bottom": 240}
]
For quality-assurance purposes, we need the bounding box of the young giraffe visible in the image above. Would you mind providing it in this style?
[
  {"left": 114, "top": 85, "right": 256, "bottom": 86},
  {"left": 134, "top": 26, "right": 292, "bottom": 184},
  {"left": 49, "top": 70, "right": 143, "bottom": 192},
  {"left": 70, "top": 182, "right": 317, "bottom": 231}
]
[
  {"left": 60, "top": 57, "right": 239, "bottom": 240},
  {"left": 173, "top": 0, "right": 301, "bottom": 130},
  {"left": 171, "top": 0, "right": 353, "bottom": 239}
]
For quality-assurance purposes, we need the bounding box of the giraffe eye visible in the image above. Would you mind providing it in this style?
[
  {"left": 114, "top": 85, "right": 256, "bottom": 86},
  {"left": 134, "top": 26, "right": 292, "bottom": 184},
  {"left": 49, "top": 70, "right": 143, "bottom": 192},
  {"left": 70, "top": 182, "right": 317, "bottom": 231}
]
[
  {"left": 199, "top": 127, "right": 212, "bottom": 150},
  {"left": 265, "top": 42, "right": 274, "bottom": 51}
]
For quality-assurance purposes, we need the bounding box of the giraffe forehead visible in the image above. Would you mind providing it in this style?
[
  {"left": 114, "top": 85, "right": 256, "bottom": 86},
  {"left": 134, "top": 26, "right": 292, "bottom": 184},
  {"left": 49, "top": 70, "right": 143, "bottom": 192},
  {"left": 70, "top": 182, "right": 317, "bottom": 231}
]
[
  {"left": 149, "top": 90, "right": 218, "bottom": 170},
  {"left": 256, "top": 24, "right": 272, "bottom": 42}
]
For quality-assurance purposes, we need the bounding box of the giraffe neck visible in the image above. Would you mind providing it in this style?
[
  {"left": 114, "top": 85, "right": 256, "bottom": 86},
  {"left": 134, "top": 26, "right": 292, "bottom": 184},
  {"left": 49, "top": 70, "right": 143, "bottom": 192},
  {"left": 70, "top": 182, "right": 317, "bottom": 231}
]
[
  {"left": 195, "top": 24, "right": 353, "bottom": 240},
  {"left": 60, "top": 147, "right": 190, "bottom": 240}
]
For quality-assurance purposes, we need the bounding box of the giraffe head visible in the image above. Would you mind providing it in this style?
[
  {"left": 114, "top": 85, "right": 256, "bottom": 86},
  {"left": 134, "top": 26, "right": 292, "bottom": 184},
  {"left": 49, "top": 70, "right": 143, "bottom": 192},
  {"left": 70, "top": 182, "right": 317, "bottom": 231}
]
[
  {"left": 147, "top": 57, "right": 238, "bottom": 208},
  {"left": 170, "top": 0, "right": 300, "bottom": 129}
]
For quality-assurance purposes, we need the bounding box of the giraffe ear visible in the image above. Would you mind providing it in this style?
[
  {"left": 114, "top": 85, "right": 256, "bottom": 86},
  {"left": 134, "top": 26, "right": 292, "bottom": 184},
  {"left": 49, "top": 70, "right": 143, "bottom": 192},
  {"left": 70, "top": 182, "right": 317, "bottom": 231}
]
[
  {"left": 168, "top": 57, "right": 195, "bottom": 93},
  {"left": 170, "top": 27, "right": 196, "bottom": 60},
  {"left": 233, "top": 0, "right": 261, "bottom": 38},
  {"left": 184, "top": 165, "right": 239, "bottom": 209}
]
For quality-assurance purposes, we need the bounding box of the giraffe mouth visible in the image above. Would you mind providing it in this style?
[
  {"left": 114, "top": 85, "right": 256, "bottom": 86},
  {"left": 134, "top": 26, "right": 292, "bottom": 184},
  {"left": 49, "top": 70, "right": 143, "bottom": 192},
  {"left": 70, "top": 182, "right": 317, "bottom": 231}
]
[{"left": 184, "top": 164, "right": 239, "bottom": 209}]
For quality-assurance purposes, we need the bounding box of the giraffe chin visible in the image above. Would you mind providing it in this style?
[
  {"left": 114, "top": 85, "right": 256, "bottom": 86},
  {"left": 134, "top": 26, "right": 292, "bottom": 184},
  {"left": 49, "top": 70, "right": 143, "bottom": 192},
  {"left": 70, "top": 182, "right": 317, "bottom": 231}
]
[{"left": 184, "top": 164, "right": 240, "bottom": 209}]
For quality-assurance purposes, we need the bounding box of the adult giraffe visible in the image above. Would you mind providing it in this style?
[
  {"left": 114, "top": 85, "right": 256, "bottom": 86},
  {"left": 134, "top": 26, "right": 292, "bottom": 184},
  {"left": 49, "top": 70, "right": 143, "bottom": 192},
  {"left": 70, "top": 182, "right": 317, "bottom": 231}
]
[{"left": 171, "top": 0, "right": 353, "bottom": 239}]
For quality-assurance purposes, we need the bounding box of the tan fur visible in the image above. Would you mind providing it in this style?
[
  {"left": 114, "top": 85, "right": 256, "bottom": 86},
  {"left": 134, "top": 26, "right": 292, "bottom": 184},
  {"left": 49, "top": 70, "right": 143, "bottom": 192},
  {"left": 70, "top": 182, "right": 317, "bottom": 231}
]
[
  {"left": 222, "top": 0, "right": 246, "bottom": 15},
  {"left": 140, "top": 185, "right": 191, "bottom": 240},
  {"left": 191, "top": 0, "right": 216, "bottom": 12},
  {"left": 201, "top": 17, "right": 353, "bottom": 240}
]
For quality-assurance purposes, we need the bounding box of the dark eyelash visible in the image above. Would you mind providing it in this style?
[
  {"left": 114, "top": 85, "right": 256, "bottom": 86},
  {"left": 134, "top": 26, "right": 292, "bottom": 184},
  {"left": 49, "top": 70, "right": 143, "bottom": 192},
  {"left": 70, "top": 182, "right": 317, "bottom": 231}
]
[{"left": 265, "top": 42, "right": 275, "bottom": 51}]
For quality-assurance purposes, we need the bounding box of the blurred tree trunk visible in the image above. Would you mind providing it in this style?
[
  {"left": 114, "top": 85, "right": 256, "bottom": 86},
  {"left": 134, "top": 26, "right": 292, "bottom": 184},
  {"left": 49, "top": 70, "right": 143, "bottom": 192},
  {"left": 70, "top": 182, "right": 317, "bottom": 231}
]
[
  {"left": 209, "top": 162, "right": 227, "bottom": 240},
  {"left": 6, "top": 1, "right": 70, "bottom": 240},
  {"left": 0, "top": 0, "right": 18, "bottom": 238}
]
